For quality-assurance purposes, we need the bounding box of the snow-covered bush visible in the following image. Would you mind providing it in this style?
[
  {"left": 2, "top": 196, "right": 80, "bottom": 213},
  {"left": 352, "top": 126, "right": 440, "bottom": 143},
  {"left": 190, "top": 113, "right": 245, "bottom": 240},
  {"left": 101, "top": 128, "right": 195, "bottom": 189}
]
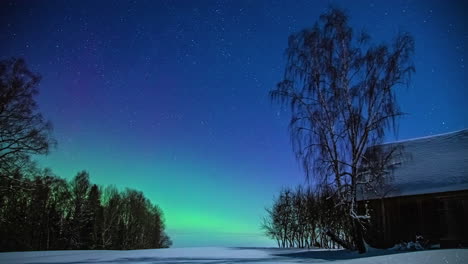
[{"left": 389, "top": 235, "right": 431, "bottom": 251}]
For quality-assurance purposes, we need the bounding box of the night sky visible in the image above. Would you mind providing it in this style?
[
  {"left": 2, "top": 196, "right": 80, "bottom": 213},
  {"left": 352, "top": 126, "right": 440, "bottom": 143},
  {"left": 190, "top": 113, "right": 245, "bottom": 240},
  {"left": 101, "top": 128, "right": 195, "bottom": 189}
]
[{"left": 1, "top": 0, "right": 467, "bottom": 247}]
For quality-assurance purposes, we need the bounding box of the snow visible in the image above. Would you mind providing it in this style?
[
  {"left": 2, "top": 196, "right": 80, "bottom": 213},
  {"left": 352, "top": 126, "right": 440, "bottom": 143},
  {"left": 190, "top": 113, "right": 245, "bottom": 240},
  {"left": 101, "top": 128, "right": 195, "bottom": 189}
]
[
  {"left": 360, "top": 129, "right": 468, "bottom": 200},
  {"left": 1, "top": 247, "right": 467, "bottom": 264}
]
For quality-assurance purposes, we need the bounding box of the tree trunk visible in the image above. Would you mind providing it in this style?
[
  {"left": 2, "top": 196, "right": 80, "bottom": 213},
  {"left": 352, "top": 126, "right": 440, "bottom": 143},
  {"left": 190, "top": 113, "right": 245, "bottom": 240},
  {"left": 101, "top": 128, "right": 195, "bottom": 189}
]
[
  {"left": 325, "top": 229, "right": 354, "bottom": 250},
  {"left": 353, "top": 218, "right": 366, "bottom": 253}
]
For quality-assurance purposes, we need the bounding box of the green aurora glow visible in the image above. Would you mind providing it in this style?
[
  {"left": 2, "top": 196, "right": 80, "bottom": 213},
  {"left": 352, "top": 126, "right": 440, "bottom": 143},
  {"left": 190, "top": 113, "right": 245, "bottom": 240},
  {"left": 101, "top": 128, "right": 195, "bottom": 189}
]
[{"left": 37, "top": 135, "right": 301, "bottom": 247}]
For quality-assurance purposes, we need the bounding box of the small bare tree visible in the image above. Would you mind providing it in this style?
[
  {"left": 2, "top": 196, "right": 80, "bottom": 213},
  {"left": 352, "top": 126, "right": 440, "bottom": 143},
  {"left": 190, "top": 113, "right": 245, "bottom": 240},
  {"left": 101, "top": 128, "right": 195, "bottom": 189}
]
[{"left": 271, "top": 8, "right": 414, "bottom": 253}]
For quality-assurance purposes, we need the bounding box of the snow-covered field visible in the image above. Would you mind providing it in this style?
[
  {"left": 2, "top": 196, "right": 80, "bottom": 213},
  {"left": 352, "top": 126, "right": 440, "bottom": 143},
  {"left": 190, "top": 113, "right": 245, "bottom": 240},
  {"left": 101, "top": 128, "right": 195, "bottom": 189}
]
[{"left": 1, "top": 247, "right": 467, "bottom": 264}]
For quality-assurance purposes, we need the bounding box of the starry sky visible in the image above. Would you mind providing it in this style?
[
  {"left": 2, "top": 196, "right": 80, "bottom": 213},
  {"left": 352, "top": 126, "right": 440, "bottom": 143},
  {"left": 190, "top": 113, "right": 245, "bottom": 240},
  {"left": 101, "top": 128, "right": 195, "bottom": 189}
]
[{"left": 1, "top": 0, "right": 467, "bottom": 247}]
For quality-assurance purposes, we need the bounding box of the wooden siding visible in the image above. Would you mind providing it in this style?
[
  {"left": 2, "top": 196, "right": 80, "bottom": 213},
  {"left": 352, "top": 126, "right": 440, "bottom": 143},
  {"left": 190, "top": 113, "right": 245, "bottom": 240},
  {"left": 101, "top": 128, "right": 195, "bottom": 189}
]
[{"left": 360, "top": 190, "right": 468, "bottom": 248}]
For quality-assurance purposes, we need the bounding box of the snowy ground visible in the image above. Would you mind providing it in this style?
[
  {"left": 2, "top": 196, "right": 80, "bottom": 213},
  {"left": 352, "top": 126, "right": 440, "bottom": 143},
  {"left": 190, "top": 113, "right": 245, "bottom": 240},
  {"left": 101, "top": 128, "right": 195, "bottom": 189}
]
[{"left": 1, "top": 247, "right": 467, "bottom": 264}]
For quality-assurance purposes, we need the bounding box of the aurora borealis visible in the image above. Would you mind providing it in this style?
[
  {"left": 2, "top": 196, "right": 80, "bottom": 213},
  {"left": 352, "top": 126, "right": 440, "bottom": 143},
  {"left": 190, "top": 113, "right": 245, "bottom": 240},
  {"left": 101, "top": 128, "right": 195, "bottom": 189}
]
[{"left": 1, "top": 0, "right": 466, "bottom": 247}]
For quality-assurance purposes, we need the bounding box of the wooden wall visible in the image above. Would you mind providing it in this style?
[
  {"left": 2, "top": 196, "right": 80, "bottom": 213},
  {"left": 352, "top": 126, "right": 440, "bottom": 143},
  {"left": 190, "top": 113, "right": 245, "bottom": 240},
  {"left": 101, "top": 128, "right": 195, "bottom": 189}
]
[{"left": 360, "top": 190, "right": 468, "bottom": 248}]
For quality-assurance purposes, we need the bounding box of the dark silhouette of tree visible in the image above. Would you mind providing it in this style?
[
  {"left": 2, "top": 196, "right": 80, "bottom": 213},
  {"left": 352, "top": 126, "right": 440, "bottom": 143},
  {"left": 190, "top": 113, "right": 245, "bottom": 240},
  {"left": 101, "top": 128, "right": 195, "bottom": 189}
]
[
  {"left": 101, "top": 185, "right": 122, "bottom": 249},
  {"left": 0, "top": 58, "right": 55, "bottom": 178},
  {"left": 69, "top": 171, "right": 91, "bottom": 249},
  {"left": 85, "top": 184, "right": 103, "bottom": 249},
  {"left": 0, "top": 170, "right": 30, "bottom": 249},
  {"left": 262, "top": 190, "right": 286, "bottom": 247},
  {"left": 263, "top": 186, "right": 351, "bottom": 249},
  {"left": 271, "top": 8, "right": 414, "bottom": 253},
  {"left": 116, "top": 189, "right": 172, "bottom": 249},
  {"left": 46, "top": 176, "right": 71, "bottom": 250}
]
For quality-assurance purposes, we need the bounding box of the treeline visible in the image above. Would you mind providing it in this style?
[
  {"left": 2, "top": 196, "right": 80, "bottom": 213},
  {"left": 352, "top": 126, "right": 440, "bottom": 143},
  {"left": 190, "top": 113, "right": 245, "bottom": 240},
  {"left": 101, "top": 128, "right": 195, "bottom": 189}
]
[
  {"left": 0, "top": 168, "right": 172, "bottom": 251},
  {"left": 262, "top": 186, "right": 354, "bottom": 249}
]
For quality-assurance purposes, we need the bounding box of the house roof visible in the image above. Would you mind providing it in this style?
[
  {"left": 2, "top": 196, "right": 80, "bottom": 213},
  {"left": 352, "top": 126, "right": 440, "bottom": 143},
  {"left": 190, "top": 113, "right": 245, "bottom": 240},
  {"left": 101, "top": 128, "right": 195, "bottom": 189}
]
[{"left": 359, "top": 129, "right": 468, "bottom": 200}]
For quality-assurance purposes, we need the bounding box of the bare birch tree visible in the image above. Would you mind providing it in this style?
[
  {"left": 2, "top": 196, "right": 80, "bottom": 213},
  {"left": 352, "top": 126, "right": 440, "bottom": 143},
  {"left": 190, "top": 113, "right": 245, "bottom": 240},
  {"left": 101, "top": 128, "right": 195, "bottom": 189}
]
[{"left": 271, "top": 8, "right": 414, "bottom": 253}]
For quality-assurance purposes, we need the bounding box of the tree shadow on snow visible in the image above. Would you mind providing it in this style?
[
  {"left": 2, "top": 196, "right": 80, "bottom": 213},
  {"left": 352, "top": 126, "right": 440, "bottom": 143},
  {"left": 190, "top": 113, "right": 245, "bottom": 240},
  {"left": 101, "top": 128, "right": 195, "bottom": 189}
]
[{"left": 272, "top": 248, "right": 410, "bottom": 261}]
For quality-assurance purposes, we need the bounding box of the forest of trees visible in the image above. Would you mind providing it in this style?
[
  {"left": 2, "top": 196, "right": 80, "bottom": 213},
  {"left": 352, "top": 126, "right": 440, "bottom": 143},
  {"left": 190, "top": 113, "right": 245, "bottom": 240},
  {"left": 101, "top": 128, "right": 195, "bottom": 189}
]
[
  {"left": 262, "top": 186, "right": 354, "bottom": 249},
  {"left": 0, "top": 169, "right": 172, "bottom": 251},
  {"left": 0, "top": 58, "right": 171, "bottom": 251}
]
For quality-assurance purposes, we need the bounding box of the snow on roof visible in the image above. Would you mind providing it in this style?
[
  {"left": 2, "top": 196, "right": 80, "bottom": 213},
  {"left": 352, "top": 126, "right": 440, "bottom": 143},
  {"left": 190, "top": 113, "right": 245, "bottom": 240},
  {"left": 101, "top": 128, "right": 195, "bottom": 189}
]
[{"left": 360, "top": 129, "right": 468, "bottom": 200}]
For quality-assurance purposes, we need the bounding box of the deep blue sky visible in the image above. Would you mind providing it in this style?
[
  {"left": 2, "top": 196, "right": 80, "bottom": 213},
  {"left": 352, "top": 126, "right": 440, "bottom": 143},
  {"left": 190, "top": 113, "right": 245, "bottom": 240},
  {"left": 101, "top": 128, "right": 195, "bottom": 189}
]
[{"left": 1, "top": 0, "right": 467, "bottom": 247}]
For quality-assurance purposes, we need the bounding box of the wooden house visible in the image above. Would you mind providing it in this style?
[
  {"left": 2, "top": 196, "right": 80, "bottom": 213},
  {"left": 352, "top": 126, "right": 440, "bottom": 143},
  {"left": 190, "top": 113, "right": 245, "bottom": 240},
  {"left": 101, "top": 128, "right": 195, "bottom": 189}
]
[{"left": 359, "top": 129, "right": 468, "bottom": 248}]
